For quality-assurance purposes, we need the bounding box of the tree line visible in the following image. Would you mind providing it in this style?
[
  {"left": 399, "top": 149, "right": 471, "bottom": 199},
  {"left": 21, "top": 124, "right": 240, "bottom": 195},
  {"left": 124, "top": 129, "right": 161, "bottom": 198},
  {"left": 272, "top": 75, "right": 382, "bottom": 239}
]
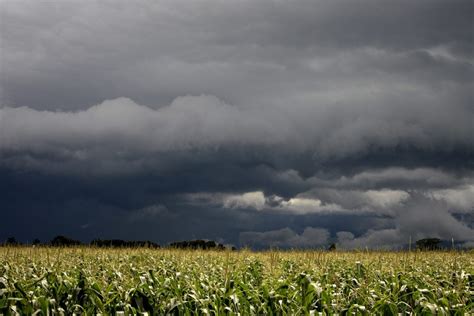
[
  {"left": 169, "top": 240, "right": 236, "bottom": 250},
  {"left": 2, "top": 235, "right": 233, "bottom": 250},
  {"left": 1, "top": 236, "right": 462, "bottom": 251}
]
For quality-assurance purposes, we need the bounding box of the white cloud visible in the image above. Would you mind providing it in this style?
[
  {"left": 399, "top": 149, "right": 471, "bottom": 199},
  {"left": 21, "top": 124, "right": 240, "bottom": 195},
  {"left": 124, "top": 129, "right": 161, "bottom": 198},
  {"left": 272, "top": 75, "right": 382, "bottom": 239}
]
[
  {"left": 185, "top": 191, "right": 345, "bottom": 214},
  {"left": 274, "top": 188, "right": 410, "bottom": 215},
  {"left": 185, "top": 188, "right": 410, "bottom": 215},
  {"left": 223, "top": 191, "right": 266, "bottom": 210},
  {"left": 278, "top": 197, "right": 343, "bottom": 214}
]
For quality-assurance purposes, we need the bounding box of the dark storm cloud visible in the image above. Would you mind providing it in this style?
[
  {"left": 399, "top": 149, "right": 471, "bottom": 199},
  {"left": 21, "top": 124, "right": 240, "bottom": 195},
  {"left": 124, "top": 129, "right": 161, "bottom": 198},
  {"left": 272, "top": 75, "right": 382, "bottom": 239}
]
[
  {"left": 0, "top": 0, "right": 473, "bottom": 247},
  {"left": 1, "top": 0, "right": 472, "bottom": 109}
]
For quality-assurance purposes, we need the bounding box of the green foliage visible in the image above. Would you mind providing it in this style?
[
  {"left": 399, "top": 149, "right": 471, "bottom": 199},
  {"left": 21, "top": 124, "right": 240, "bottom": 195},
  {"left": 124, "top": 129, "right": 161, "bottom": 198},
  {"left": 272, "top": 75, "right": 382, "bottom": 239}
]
[{"left": 0, "top": 248, "right": 472, "bottom": 314}]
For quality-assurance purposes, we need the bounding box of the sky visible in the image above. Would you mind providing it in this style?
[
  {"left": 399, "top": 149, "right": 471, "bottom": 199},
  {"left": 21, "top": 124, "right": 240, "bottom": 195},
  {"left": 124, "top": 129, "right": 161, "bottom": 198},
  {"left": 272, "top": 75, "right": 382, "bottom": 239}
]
[{"left": 0, "top": 0, "right": 473, "bottom": 249}]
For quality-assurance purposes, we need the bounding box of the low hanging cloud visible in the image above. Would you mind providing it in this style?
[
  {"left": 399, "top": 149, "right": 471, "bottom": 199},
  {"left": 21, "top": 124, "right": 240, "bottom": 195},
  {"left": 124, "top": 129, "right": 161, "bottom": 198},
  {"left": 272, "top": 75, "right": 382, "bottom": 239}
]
[
  {"left": 186, "top": 188, "right": 410, "bottom": 216},
  {"left": 336, "top": 194, "right": 474, "bottom": 249},
  {"left": 184, "top": 191, "right": 342, "bottom": 214},
  {"left": 237, "top": 189, "right": 474, "bottom": 250},
  {"left": 186, "top": 185, "right": 473, "bottom": 250},
  {"left": 295, "top": 189, "right": 410, "bottom": 215},
  {"left": 240, "top": 227, "right": 330, "bottom": 249}
]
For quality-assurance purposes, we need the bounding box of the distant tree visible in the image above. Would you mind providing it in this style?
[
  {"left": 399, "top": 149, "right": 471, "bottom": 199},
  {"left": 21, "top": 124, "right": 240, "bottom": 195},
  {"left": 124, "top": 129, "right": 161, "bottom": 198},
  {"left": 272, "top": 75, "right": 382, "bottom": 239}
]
[
  {"left": 327, "top": 243, "right": 336, "bottom": 251},
  {"left": 50, "top": 235, "right": 81, "bottom": 247},
  {"left": 32, "top": 238, "right": 41, "bottom": 246},
  {"left": 169, "top": 239, "right": 228, "bottom": 250},
  {"left": 90, "top": 239, "right": 160, "bottom": 248},
  {"left": 416, "top": 238, "right": 441, "bottom": 250},
  {"left": 6, "top": 237, "right": 18, "bottom": 245}
]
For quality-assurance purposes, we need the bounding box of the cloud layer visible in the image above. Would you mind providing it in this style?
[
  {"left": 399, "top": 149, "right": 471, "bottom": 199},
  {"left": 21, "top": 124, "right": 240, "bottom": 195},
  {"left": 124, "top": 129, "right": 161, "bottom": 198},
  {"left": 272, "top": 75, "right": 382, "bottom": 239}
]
[{"left": 1, "top": 94, "right": 472, "bottom": 174}]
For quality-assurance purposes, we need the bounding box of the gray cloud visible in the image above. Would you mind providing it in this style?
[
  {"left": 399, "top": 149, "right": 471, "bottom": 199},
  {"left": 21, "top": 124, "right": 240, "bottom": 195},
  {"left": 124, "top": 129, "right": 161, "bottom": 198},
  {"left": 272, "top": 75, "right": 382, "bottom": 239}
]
[
  {"left": 0, "top": 0, "right": 472, "bottom": 247},
  {"left": 1, "top": 0, "right": 472, "bottom": 110},
  {"left": 129, "top": 204, "right": 175, "bottom": 222},
  {"left": 429, "top": 185, "right": 474, "bottom": 214},
  {"left": 1, "top": 94, "right": 472, "bottom": 175},
  {"left": 312, "top": 167, "right": 469, "bottom": 190},
  {"left": 240, "top": 227, "right": 330, "bottom": 249},
  {"left": 336, "top": 194, "right": 474, "bottom": 249}
]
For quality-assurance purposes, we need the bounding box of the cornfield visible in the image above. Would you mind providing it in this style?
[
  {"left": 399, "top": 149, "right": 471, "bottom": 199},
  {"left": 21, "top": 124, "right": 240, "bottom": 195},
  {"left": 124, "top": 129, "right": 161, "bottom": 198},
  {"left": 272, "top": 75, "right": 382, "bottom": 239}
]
[{"left": 0, "top": 247, "right": 472, "bottom": 315}]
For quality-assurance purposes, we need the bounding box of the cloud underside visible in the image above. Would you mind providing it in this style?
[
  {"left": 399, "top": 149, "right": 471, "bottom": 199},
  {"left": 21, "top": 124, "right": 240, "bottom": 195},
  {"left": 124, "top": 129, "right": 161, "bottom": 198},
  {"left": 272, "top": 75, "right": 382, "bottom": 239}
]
[
  {"left": 0, "top": 0, "right": 473, "bottom": 248},
  {"left": 1, "top": 94, "right": 472, "bottom": 174},
  {"left": 238, "top": 192, "right": 474, "bottom": 249}
]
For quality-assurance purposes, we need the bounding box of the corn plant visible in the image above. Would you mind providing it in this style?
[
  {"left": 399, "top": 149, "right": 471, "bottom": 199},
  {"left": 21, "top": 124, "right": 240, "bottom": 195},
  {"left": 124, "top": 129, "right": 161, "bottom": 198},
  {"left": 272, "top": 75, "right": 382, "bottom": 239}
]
[{"left": 0, "top": 247, "right": 472, "bottom": 315}]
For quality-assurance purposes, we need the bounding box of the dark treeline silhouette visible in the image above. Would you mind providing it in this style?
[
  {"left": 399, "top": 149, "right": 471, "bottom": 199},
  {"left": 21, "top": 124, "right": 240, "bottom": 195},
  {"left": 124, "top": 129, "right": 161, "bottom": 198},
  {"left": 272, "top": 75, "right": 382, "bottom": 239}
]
[
  {"left": 169, "top": 239, "right": 235, "bottom": 250},
  {"left": 415, "top": 238, "right": 442, "bottom": 250},
  {"left": 90, "top": 239, "right": 160, "bottom": 248},
  {"left": 4, "top": 236, "right": 159, "bottom": 248},
  {"left": 2, "top": 235, "right": 229, "bottom": 249},
  {"left": 5, "top": 237, "right": 18, "bottom": 245},
  {"left": 2, "top": 235, "right": 470, "bottom": 251},
  {"left": 51, "top": 235, "right": 81, "bottom": 246}
]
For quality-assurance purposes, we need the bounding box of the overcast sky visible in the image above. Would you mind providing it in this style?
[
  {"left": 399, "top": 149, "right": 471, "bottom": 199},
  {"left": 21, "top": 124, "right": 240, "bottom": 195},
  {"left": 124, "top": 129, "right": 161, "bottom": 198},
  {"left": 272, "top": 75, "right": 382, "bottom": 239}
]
[{"left": 0, "top": 0, "right": 473, "bottom": 248}]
